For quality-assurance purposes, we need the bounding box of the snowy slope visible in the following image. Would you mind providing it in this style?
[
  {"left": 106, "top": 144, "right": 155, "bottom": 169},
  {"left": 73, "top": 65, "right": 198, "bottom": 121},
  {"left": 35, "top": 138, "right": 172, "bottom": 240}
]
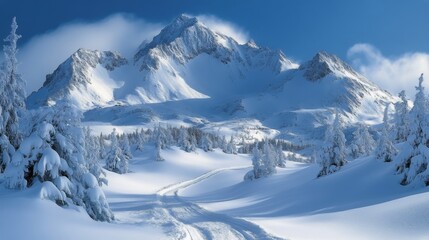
[
  {"left": 0, "top": 146, "right": 276, "bottom": 240},
  {"left": 26, "top": 49, "right": 127, "bottom": 109},
  {"left": 3, "top": 135, "right": 429, "bottom": 239},
  {"left": 0, "top": 185, "right": 165, "bottom": 240},
  {"left": 179, "top": 155, "right": 429, "bottom": 240}
]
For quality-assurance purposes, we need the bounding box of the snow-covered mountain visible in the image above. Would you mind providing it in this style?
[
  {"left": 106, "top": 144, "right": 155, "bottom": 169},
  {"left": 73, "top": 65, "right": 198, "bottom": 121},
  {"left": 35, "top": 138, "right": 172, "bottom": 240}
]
[
  {"left": 27, "top": 14, "right": 395, "bottom": 135},
  {"left": 27, "top": 49, "right": 127, "bottom": 109},
  {"left": 27, "top": 14, "right": 298, "bottom": 109},
  {"left": 132, "top": 14, "right": 297, "bottom": 102},
  {"left": 243, "top": 51, "right": 394, "bottom": 130}
]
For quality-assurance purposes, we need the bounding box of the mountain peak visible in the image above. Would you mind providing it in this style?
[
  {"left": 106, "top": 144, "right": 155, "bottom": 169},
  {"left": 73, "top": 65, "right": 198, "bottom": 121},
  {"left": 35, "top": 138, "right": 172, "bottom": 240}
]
[
  {"left": 173, "top": 14, "right": 198, "bottom": 26},
  {"left": 300, "top": 51, "right": 359, "bottom": 81},
  {"left": 134, "top": 14, "right": 213, "bottom": 68},
  {"left": 28, "top": 49, "right": 127, "bottom": 109},
  {"left": 245, "top": 40, "right": 259, "bottom": 49},
  {"left": 162, "top": 14, "right": 199, "bottom": 39},
  {"left": 148, "top": 14, "right": 201, "bottom": 46}
]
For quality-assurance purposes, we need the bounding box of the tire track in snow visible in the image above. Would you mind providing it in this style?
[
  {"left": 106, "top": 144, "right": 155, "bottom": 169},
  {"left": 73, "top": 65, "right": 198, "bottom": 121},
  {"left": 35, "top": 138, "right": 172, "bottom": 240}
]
[{"left": 155, "top": 166, "right": 285, "bottom": 240}]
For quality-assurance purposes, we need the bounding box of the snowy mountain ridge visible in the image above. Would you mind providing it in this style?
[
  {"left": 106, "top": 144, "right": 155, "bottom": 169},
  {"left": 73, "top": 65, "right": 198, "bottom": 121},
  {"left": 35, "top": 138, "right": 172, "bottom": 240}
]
[
  {"left": 300, "top": 51, "right": 361, "bottom": 81},
  {"left": 134, "top": 14, "right": 296, "bottom": 73},
  {"left": 27, "top": 14, "right": 300, "bottom": 108},
  {"left": 26, "top": 14, "right": 395, "bottom": 134}
]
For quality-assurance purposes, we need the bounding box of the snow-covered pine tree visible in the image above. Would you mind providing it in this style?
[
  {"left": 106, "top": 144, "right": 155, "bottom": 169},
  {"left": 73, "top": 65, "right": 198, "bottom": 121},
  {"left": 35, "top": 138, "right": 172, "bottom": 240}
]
[
  {"left": 0, "top": 17, "right": 26, "bottom": 172},
  {"left": 155, "top": 138, "right": 164, "bottom": 161},
  {"left": 178, "top": 126, "right": 195, "bottom": 152},
  {"left": 105, "top": 129, "right": 128, "bottom": 174},
  {"left": 349, "top": 123, "right": 375, "bottom": 158},
  {"left": 120, "top": 133, "right": 133, "bottom": 159},
  {"left": 244, "top": 140, "right": 277, "bottom": 180},
  {"left": 135, "top": 128, "right": 145, "bottom": 151},
  {"left": 375, "top": 104, "right": 397, "bottom": 162},
  {"left": 3, "top": 102, "right": 114, "bottom": 221},
  {"left": 239, "top": 137, "right": 251, "bottom": 154},
  {"left": 190, "top": 133, "right": 197, "bottom": 152},
  {"left": 220, "top": 135, "right": 227, "bottom": 151},
  {"left": 84, "top": 127, "right": 107, "bottom": 186},
  {"left": 262, "top": 139, "right": 277, "bottom": 175},
  {"left": 200, "top": 133, "right": 213, "bottom": 152},
  {"left": 397, "top": 74, "right": 429, "bottom": 186},
  {"left": 224, "top": 136, "right": 237, "bottom": 154},
  {"left": 275, "top": 145, "right": 287, "bottom": 168},
  {"left": 244, "top": 146, "right": 262, "bottom": 180},
  {"left": 318, "top": 111, "right": 347, "bottom": 177},
  {"left": 98, "top": 133, "right": 106, "bottom": 159},
  {"left": 165, "top": 126, "right": 175, "bottom": 147},
  {"left": 394, "top": 90, "right": 410, "bottom": 142},
  {"left": 155, "top": 126, "right": 168, "bottom": 149}
]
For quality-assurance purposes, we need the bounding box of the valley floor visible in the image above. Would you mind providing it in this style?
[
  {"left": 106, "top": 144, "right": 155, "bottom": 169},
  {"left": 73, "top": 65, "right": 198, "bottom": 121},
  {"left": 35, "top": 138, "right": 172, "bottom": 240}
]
[{"left": 2, "top": 146, "right": 429, "bottom": 240}]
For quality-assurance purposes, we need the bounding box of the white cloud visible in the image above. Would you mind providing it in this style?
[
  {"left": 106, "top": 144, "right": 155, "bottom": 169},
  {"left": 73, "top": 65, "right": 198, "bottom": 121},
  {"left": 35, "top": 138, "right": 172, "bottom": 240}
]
[
  {"left": 195, "top": 14, "right": 249, "bottom": 44},
  {"left": 18, "top": 13, "right": 162, "bottom": 94},
  {"left": 347, "top": 43, "right": 429, "bottom": 97}
]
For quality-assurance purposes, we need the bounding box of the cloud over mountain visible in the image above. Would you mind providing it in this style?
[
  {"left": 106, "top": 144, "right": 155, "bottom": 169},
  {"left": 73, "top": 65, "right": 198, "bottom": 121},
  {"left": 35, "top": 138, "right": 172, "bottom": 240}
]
[
  {"left": 19, "top": 14, "right": 162, "bottom": 95},
  {"left": 348, "top": 43, "right": 429, "bottom": 97}
]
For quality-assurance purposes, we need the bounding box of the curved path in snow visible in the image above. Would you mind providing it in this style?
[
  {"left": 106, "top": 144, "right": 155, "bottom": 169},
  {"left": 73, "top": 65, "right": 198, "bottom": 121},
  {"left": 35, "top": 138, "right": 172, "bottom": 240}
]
[{"left": 154, "top": 166, "right": 284, "bottom": 240}]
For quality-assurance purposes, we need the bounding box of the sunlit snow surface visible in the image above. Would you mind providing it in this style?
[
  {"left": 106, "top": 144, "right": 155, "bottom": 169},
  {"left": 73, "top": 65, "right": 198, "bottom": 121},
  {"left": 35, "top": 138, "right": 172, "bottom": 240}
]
[{"left": 2, "top": 145, "right": 429, "bottom": 239}]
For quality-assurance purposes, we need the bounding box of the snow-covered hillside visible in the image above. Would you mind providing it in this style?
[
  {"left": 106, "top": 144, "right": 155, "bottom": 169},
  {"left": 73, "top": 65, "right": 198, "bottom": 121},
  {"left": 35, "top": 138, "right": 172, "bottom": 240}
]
[
  {"left": 180, "top": 154, "right": 429, "bottom": 240},
  {"left": 3, "top": 145, "right": 429, "bottom": 240}
]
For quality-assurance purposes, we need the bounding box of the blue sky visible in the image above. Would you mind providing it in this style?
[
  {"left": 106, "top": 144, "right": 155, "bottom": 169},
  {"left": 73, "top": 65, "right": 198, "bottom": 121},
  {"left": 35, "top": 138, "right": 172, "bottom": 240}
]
[
  {"left": 1, "top": 0, "right": 428, "bottom": 60},
  {"left": 1, "top": 0, "right": 429, "bottom": 95}
]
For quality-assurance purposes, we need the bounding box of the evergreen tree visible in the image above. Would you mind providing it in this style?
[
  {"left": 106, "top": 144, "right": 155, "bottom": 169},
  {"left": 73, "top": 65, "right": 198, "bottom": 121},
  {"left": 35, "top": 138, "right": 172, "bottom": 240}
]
[
  {"left": 200, "top": 133, "right": 213, "bottom": 152},
  {"left": 189, "top": 133, "right": 197, "bottom": 152},
  {"left": 224, "top": 136, "right": 237, "bottom": 154},
  {"left": 0, "top": 17, "right": 26, "bottom": 172},
  {"left": 156, "top": 127, "right": 167, "bottom": 149},
  {"left": 275, "top": 145, "right": 287, "bottom": 168},
  {"left": 135, "top": 128, "right": 145, "bottom": 151},
  {"left": 84, "top": 127, "right": 107, "bottom": 186},
  {"left": 244, "top": 140, "right": 277, "bottom": 180},
  {"left": 3, "top": 102, "right": 114, "bottom": 221},
  {"left": 178, "top": 127, "right": 195, "bottom": 152},
  {"left": 244, "top": 147, "right": 262, "bottom": 180},
  {"left": 375, "top": 104, "right": 397, "bottom": 162},
  {"left": 349, "top": 123, "right": 375, "bottom": 158},
  {"left": 220, "top": 136, "right": 227, "bottom": 151},
  {"left": 394, "top": 90, "right": 410, "bottom": 142},
  {"left": 105, "top": 129, "right": 128, "bottom": 174},
  {"left": 1, "top": 17, "right": 25, "bottom": 148},
  {"left": 99, "top": 132, "right": 106, "bottom": 159},
  {"left": 155, "top": 138, "right": 164, "bottom": 161},
  {"left": 261, "top": 139, "right": 277, "bottom": 175},
  {"left": 318, "top": 112, "right": 347, "bottom": 177},
  {"left": 397, "top": 74, "right": 429, "bottom": 185},
  {"left": 120, "top": 134, "right": 133, "bottom": 159}
]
